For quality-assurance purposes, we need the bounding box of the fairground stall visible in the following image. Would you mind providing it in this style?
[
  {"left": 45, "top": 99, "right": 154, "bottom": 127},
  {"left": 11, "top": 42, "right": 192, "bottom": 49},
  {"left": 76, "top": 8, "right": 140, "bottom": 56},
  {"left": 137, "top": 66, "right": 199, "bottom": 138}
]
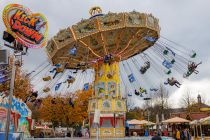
[
  {"left": 128, "top": 119, "right": 155, "bottom": 136},
  {"left": 0, "top": 95, "right": 32, "bottom": 138},
  {"left": 162, "top": 117, "right": 191, "bottom": 138}
]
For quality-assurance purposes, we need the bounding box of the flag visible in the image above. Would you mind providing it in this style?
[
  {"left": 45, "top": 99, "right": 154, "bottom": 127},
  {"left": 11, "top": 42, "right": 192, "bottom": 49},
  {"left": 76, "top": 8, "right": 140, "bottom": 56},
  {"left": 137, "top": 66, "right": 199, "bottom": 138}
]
[
  {"left": 69, "top": 47, "right": 77, "bottom": 55},
  {"left": 128, "top": 74, "right": 135, "bottom": 83},
  {"left": 84, "top": 83, "right": 89, "bottom": 91},
  {"left": 144, "top": 36, "right": 157, "bottom": 42},
  {"left": 162, "top": 60, "right": 172, "bottom": 69},
  {"left": 55, "top": 83, "right": 62, "bottom": 91}
]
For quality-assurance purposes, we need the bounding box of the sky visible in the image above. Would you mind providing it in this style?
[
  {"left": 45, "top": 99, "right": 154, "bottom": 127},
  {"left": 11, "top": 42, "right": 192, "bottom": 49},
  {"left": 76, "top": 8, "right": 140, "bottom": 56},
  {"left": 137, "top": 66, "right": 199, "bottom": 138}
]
[{"left": 0, "top": 0, "right": 210, "bottom": 108}]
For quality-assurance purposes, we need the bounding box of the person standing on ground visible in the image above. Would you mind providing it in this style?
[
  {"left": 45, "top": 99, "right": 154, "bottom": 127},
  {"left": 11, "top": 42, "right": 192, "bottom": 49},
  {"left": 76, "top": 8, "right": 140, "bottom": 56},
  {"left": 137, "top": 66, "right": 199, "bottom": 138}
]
[
  {"left": 151, "top": 131, "right": 162, "bottom": 140},
  {"left": 145, "top": 129, "right": 149, "bottom": 137},
  {"left": 184, "top": 128, "right": 188, "bottom": 140},
  {"left": 187, "top": 128, "right": 191, "bottom": 140},
  {"left": 176, "top": 129, "right": 180, "bottom": 140}
]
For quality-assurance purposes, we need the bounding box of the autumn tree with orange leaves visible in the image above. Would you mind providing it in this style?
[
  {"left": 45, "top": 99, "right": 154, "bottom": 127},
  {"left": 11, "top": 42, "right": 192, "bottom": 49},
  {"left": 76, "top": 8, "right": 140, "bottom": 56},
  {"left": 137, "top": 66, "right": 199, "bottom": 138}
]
[
  {"left": 0, "top": 57, "right": 32, "bottom": 101},
  {"left": 38, "top": 87, "right": 92, "bottom": 127},
  {"left": 14, "top": 66, "right": 33, "bottom": 100}
]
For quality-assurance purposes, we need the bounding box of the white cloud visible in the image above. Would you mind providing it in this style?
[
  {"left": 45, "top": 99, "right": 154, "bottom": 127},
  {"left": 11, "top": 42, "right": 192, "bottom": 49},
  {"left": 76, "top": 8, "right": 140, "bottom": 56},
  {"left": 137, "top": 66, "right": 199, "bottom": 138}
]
[{"left": 169, "top": 78, "right": 210, "bottom": 108}]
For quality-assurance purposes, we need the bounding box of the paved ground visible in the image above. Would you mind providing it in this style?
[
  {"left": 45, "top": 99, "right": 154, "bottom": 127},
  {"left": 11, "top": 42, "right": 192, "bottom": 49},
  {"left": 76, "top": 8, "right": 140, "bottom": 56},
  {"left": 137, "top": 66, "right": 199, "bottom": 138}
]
[{"left": 24, "top": 136, "right": 174, "bottom": 140}]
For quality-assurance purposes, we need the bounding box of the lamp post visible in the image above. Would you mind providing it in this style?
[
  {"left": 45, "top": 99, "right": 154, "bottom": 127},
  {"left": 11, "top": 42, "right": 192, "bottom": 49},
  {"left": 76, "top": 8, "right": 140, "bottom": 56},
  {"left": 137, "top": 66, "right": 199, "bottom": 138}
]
[
  {"left": 2, "top": 34, "right": 25, "bottom": 140},
  {"left": 144, "top": 97, "right": 151, "bottom": 121},
  {"left": 4, "top": 49, "right": 16, "bottom": 140},
  {"left": 144, "top": 97, "right": 151, "bottom": 133}
]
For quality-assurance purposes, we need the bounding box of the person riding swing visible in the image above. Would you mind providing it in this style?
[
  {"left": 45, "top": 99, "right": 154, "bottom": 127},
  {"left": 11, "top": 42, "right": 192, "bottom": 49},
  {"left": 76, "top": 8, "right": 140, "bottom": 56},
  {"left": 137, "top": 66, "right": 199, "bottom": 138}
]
[
  {"left": 134, "top": 89, "right": 140, "bottom": 96},
  {"left": 66, "top": 75, "right": 75, "bottom": 88},
  {"left": 140, "top": 61, "right": 150, "bottom": 74},
  {"left": 166, "top": 77, "right": 181, "bottom": 88},
  {"left": 139, "top": 87, "right": 147, "bottom": 94},
  {"left": 187, "top": 61, "right": 202, "bottom": 74},
  {"left": 135, "top": 89, "right": 143, "bottom": 97}
]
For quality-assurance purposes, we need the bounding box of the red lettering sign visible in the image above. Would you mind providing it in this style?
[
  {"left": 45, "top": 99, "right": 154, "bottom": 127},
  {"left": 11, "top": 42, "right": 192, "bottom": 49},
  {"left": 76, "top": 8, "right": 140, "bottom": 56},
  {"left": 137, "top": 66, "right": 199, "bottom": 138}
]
[{"left": 2, "top": 4, "right": 48, "bottom": 48}]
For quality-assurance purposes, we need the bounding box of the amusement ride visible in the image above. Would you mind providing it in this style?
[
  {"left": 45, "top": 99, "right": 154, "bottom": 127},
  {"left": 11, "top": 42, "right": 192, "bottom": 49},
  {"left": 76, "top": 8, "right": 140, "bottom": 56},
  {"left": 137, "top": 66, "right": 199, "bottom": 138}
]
[{"left": 0, "top": 6, "right": 201, "bottom": 138}]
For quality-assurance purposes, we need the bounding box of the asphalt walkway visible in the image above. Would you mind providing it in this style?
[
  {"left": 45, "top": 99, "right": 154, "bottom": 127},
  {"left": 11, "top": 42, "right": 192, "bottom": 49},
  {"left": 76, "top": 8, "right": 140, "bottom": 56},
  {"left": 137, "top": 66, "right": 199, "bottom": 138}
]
[{"left": 24, "top": 136, "right": 174, "bottom": 140}]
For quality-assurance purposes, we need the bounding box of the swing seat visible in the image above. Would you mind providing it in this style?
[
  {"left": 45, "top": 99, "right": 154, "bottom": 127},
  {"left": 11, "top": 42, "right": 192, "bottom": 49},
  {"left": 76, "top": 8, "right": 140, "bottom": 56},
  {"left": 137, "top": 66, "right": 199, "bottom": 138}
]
[
  {"left": 135, "top": 91, "right": 140, "bottom": 96},
  {"left": 184, "top": 71, "right": 192, "bottom": 78},
  {"left": 139, "top": 89, "right": 145, "bottom": 93},
  {"left": 164, "top": 82, "right": 168, "bottom": 85},
  {"left": 128, "top": 93, "right": 132, "bottom": 97},
  {"left": 171, "top": 59, "right": 175, "bottom": 64},
  {"left": 165, "top": 70, "right": 171, "bottom": 75},
  {"left": 81, "top": 66, "right": 87, "bottom": 70},
  {"left": 191, "top": 53, "right": 196, "bottom": 58},
  {"left": 43, "top": 87, "right": 50, "bottom": 92},
  {"left": 67, "top": 78, "right": 75, "bottom": 83},
  {"left": 163, "top": 50, "right": 169, "bottom": 55},
  {"left": 56, "top": 68, "right": 63, "bottom": 73},
  {"left": 43, "top": 76, "right": 51, "bottom": 81},
  {"left": 140, "top": 68, "right": 146, "bottom": 74},
  {"left": 150, "top": 88, "right": 158, "bottom": 91}
]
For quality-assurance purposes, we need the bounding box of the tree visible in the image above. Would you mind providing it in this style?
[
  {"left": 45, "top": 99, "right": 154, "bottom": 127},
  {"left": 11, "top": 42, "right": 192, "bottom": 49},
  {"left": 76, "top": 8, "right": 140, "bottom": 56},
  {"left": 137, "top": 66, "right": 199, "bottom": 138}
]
[
  {"left": 145, "top": 84, "right": 171, "bottom": 122},
  {"left": 0, "top": 57, "right": 32, "bottom": 101},
  {"left": 38, "top": 87, "right": 93, "bottom": 128},
  {"left": 126, "top": 107, "right": 144, "bottom": 120},
  {"left": 180, "top": 89, "right": 196, "bottom": 113},
  {"left": 14, "top": 66, "right": 32, "bottom": 100}
]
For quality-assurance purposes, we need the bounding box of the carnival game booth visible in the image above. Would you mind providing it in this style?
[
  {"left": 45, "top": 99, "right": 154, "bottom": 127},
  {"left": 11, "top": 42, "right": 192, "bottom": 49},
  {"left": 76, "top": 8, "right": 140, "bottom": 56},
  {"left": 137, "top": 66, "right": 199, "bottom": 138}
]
[
  {"left": 128, "top": 119, "right": 155, "bottom": 136},
  {"left": 162, "top": 117, "right": 191, "bottom": 137},
  {"left": 0, "top": 95, "right": 32, "bottom": 138}
]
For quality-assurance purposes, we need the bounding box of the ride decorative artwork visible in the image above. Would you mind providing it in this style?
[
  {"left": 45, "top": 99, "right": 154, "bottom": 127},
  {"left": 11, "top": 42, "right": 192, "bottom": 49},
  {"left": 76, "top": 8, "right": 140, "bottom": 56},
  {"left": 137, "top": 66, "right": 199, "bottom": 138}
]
[
  {"left": 2, "top": 4, "right": 48, "bottom": 48},
  {"left": 0, "top": 95, "right": 31, "bottom": 134}
]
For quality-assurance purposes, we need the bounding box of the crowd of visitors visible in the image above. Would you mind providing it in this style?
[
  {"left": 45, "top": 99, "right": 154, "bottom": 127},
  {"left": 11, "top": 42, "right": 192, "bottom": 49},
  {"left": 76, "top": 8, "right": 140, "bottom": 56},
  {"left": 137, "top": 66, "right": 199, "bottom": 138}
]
[{"left": 175, "top": 128, "right": 191, "bottom": 140}]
